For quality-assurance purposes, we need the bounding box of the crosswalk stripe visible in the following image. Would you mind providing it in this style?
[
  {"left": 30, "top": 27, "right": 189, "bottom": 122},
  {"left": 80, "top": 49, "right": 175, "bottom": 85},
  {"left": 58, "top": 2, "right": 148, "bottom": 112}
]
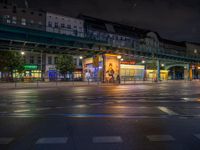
[
  {"left": 147, "top": 135, "right": 175, "bottom": 142},
  {"left": 93, "top": 136, "right": 123, "bottom": 143},
  {"left": 157, "top": 106, "right": 178, "bottom": 115},
  {"left": 194, "top": 134, "right": 200, "bottom": 140},
  {"left": 36, "top": 137, "right": 68, "bottom": 144},
  {"left": 13, "top": 109, "right": 30, "bottom": 113},
  {"left": 0, "top": 137, "right": 14, "bottom": 144}
]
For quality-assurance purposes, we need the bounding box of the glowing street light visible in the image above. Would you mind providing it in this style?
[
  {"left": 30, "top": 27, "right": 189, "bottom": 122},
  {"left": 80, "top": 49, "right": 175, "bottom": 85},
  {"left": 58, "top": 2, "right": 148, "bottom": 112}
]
[
  {"left": 120, "top": 58, "right": 124, "bottom": 61},
  {"left": 117, "top": 55, "right": 122, "bottom": 59},
  {"left": 142, "top": 60, "right": 145, "bottom": 64},
  {"left": 21, "top": 51, "right": 25, "bottom": 55},
  {"left": 79, "top": 56, "right": 83, "bottom": 59},
  {"left": 161, "top": 64, "right": 165, "bottom": 67}
]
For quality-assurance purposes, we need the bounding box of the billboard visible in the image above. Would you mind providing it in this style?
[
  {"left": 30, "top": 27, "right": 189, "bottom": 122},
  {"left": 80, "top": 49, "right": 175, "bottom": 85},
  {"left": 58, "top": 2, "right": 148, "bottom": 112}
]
[{"left": 104, "top": 54, "right": 120, "bottom": 82}]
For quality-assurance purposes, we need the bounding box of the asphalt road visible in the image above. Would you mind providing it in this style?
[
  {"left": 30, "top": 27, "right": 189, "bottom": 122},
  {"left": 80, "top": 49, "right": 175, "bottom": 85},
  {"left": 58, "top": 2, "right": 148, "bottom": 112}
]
[{"left": 0, "top": 81, "right": 200, "bottom": 150}]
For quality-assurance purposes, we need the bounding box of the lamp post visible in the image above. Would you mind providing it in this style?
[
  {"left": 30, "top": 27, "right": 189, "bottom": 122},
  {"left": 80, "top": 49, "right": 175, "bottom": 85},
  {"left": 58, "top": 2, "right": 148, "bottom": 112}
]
[{"left": 142, "top": 59, "right": 146, "bottom": 81}]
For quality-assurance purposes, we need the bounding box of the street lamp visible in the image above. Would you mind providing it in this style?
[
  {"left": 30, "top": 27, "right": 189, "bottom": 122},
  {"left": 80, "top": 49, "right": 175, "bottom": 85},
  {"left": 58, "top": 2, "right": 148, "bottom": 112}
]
[
  {"left": 161, "top": 64, "right": 165, "bottom": 67},
  {"left": 21, "top": 51, "right": 25, "bottom": 55},
  {"left": 117, "top": 55, "right": 122, "bottom": 59},
  {"left": 79, "top": 56, "right": 83, "bottom": 60},
  {"left": 142, "top": 60, "right": 145, "bottom": 64},
  {"left": 120, "top": 58, "right": 124, "bottom": 61}
]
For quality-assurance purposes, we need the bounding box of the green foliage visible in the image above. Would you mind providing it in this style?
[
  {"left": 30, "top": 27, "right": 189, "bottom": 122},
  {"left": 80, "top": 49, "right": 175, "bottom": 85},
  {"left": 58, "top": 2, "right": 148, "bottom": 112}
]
[
  {"left": 55, "top": 55, "right": 75, "bottom": 77},
  {"left": 0, "top": 51, "right": 25, "bottom": 72}
]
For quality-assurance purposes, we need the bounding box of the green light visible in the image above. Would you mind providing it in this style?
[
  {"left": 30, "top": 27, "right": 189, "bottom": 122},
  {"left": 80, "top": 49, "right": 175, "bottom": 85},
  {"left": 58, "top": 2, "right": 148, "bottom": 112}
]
[{"left": 24, "top": 65, "right": 38, "bottom": 70}]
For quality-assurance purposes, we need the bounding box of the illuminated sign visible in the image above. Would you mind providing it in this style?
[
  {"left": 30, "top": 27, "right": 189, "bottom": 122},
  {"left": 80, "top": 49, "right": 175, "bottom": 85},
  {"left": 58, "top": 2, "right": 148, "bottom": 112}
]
[
  {"left": 24, "top": 65, "right": 38, "bottom": 70},
  {"left": 120, "top": 64, "right": 144, "bottom": 69},
  {"left": 120, "top": 61, "right": 136, "bottom": 65},
  {"left": 198, "top": 67, "right": 200, "bottom": 70}
]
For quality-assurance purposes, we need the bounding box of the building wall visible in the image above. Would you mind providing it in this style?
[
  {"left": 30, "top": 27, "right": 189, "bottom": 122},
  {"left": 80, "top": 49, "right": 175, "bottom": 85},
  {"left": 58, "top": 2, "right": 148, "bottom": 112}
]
[
  {"left": 0, "top": 3, "right": 46, "bottom": 30},
  {"left": 186, "top": 43, "right": 200, "bottom": 57},
  {"left": 46, "top": 12, "right": 84, "bottom": 37}
]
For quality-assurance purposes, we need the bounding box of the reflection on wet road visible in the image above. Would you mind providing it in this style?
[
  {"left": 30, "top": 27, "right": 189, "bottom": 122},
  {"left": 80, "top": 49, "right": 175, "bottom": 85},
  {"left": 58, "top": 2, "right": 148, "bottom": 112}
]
[{"left": 0, "top": 82, "right": 200, "bottom": 150}]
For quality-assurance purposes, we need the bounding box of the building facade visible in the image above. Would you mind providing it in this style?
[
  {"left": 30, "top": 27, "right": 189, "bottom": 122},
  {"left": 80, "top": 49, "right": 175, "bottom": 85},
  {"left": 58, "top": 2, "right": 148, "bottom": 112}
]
[
  {"left": 46, "top": 12, "right": 84, "bottom": 37},
  {"left": 0, "top": 2, "right": 46, "bottom": 30}
]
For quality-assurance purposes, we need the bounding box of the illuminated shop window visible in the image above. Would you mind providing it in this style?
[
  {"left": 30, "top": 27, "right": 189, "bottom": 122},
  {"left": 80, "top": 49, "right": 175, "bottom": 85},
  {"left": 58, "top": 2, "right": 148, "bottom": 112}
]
[{"left": 21, "top": 18, "right": 26, "bottom": 25}]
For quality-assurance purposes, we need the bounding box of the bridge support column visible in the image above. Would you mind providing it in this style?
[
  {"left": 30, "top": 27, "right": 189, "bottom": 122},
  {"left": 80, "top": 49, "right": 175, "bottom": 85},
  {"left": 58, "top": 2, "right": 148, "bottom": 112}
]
[
  {"left": 173, "top": 67, "right": 176, "bottom": 80},
  {"left": 157, "top": 60, "right": 160, "bottom": 81},
  {"left": 186, "top": 64, "right": 192, "bottom": 81}
]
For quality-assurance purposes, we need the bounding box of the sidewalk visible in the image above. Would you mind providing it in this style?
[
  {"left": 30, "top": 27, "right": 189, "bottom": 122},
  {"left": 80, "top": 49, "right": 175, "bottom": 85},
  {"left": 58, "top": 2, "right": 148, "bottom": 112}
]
[{"left": 0, "top": 80, "right": 197, "bottom": 89}]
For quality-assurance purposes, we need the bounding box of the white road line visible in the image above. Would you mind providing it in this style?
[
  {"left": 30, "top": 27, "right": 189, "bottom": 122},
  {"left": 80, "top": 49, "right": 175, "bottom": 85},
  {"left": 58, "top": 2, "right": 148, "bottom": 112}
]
[
  {"left": 36, "top": 137, "right": 68, "bottom": 144},
  {"left": 89, "top": 103, "right": 101, "bottom": 106},
  {"left": 194, "top": 134, "right": 200, "bottom": 140},
  {"left": 73, "top": 104, "right": 88, "bottom": 108},
  {"left": 35, "top": 107, "right": 51, "bottom": 111},
  {"left": 55, "top": 107, "right": 65, "bottom": 109},
  {"left": 0, "top": 137, "right": 14, "bottom": 144},
  {"left": 13, "top": 109, "right": 31, "bottom": 113},
  {"left": 157, "top": 106, "right": 178, "bottom": 116},
  {"left": 93, "top": 136, "right": 123, "bottom": 143},
  {"left": 147, "top": 135, "right": 175, "bottom": 142}
]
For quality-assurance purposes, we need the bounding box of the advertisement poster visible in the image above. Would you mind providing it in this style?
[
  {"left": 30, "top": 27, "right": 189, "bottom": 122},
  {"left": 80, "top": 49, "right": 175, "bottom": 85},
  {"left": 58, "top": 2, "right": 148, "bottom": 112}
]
[{"left": 104, "top": 54, "right": 120, "bottom": 82}]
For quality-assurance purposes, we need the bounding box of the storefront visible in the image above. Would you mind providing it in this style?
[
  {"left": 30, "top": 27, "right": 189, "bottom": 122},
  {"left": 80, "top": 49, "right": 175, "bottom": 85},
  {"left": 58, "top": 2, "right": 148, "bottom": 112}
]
[
  {"left": 146, "top": 70, "right": 168, "bottom": 80},
  {"left": 13, "top": 65, "right": 42, "bottom": 81},
  {"left": 83, "top": 54, "right": 145, "bottom": 82},
  {"left": 83, "top": 56, "right": 103, "bottom": 81},
  {"left": 120, "top": 63, "right": 145, "bottom": 80}
]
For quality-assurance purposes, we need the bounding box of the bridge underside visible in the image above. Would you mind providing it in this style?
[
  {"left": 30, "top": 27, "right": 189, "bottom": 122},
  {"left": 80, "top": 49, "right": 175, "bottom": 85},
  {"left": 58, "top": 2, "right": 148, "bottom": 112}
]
[{"left": 0, "top": 24, "right": 199, "bottom": 64}]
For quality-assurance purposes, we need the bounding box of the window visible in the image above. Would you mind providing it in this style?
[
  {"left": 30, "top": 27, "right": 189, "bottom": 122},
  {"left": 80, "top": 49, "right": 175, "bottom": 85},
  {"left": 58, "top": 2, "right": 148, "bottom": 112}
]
[
  {"left": 74, "top": 58, "right": 77, "bottom": 66},
  {"left": 79, "top": 59, "right": 82, "bottom": 66},
  {"left": 39, "top": 13, "right": 42, "bottom": 16},
  {"left": 22, "top": 9, "right": 26, "bottom": 13},
  {"left": 30, "top": 12, "right": 34, "bottom": 15},
  {"left": 12, "top": 16, "right": 16, "bottom": 24},
  {"left": 30, "top": 56, "right": 34, "bottom": 64},
  {"left": 21, "top": 18, "right": 26, "bottom": 25},
  {"left": 6, "top": 19, "right": 11, "bottom": 24},
  {"left": 38, "top": 21, "right": 42, "bottom": 25},
  {"left": 54, "top": 57, "right": 58, "bottom": 64},
  {"left": 67, "top": 24, "right": 71, "bottom": 29},
  {"left": 30, "top": 20, "right": 34, "bottom": 25},
  {"left": 55, "top": 22, "right": 58, "bottom": 28},
  {"left": 61, "top": 23, "right": 65, "bottom": 28},
  {"left": 74, "top": 26, "right": 77, "bottom": 29},
  {"left": 37, "top": 56, "right": 41, "bottom": 64},
  {"left": 48, "top": 21, "right": 52, "bottom": 27},
  {"left": 48, "top": 56, "right": 52, "bottom": 65}
]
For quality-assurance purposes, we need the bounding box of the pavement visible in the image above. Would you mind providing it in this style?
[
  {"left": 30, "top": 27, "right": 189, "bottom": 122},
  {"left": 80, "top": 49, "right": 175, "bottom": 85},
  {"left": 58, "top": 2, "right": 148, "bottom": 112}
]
[
  {"left": 0, "top": 81, "right": 200, "bottom": 150},
  {"left": 0, "top": 79, "right": 194, "bottom": 89}
]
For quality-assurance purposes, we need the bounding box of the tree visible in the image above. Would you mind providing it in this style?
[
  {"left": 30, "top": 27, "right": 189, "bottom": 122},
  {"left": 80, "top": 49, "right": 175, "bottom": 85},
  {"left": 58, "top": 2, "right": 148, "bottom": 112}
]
[
  {"left": 0, "top": 51, "right": 25, "bottom": 81},
  {"left": 55, "top": 55, "right": 75, "bottom": 79}
]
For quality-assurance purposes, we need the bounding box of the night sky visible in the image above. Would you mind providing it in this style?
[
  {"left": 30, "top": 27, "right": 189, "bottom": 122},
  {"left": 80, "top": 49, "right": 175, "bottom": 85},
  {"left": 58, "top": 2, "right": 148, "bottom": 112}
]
[{"left": 18, "top": 0, "right": 200, "bottom": 43}]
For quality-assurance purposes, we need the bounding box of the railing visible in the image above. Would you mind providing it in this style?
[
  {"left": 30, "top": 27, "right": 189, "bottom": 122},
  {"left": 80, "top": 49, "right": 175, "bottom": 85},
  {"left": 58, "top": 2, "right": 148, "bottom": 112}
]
[{"left": 0, "top": 20, "right": 199, "bottom": 62}]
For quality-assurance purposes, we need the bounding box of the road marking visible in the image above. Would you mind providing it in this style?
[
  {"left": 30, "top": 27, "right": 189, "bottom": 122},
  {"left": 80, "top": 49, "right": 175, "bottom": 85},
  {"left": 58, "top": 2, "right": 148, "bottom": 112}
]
[
  {"left": 89, "top": 103, "right": 101, "bottom": 106},
  {"left": 147, "top": 135, "right": 175, "bottom": 142},
  {"left": 157, "top": 106, "right": 178, "bottom": 116},
  {"left": 93, "top": 136, "right": 123, "bottom": 143},
  {"left": 13, "top": 109, "right": 30, "bottom": 113},
  {"left": 0, "top": 137, "right": 14, "bottom": 144},
  {"left": 35, "top": 107, "right": 51, "bottom": 111},
  {"left": 55, "top": 107, "right": 65, "bottom": 109},
  {"left": 194, "top": 134, "right": 200, "bottom": 140},
  {"left": 73, "top": 104, "right": 88, "bottom": 108},
  {"left": 36, "top": 137, "right": 68, "bottom": 144}
]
